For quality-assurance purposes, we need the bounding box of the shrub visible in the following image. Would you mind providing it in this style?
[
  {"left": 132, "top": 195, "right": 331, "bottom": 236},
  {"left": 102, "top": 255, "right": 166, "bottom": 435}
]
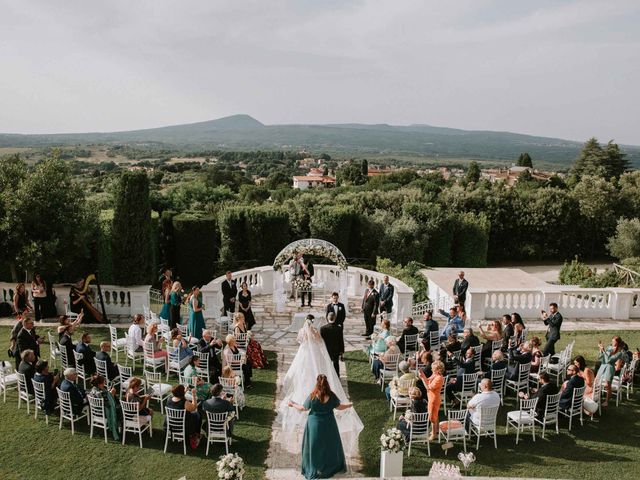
[
  {"left": 451, "top": 212, "right": 490, "bottom": 267},
  {"left": 376, "top": 257, "right": 428, "bottom": 303},
  {"left": 172, "top": 213, "right": 218, "bottom": 287},
  {"left": 607, "top": 217, "right": 640, "bottom": 260},
  {"left": 308, "top": 206, "right": 361, "bottom": 259},
  {"left": 558, "top": 258, "right": 595, "bottom": 285}
]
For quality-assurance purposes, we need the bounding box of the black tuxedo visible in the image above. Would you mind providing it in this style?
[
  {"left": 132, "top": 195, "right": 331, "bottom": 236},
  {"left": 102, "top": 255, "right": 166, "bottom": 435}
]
[
  {"left": 378, "top": 282, "right": 394, "bottom": 314},
  {"left": 76, "top": 342, "right": 96, "bottom": 375},
  {"left": 453, "top": 278, "right": 469, "bottom": 305},
  {"left": 325, "top": 302, "right": 346, "bottom": 328},
  {"left": 221, "top": 279, "right": 237, "bottom": 316},
  {"left": 18, "top": 360, "right": 36, "bottom": 394},
  {"left": 361, "top": 288, "right": 379, "bottom": 336},
  {"left": 502, "top": 323, "right": 515, "bottom": 351},
  {"left": 203, "top": 396, "right": 236, "bottom": 435},
  {"left": 197, "top": 338, "right": 222, "bottom": 376},
  {"left": 320, "top": 322, "right": 344, "bottom": 375},
  {"left": 559, "top": 374, "right": 585, "bottom": 410},
  {"left": 96, "top": 350, "right": 120, "bottom": 380},
  {"left": 533, "top": 382, "right": 559, "bottom": 417},
  {"left": 17, "top": 327, "right": 40, "bottom": 359},
  {"left": 397, "top": 325, "right": 419, "bottom": 353},
  {"left": 543, "top": 311, "right": 563, "bottom": 356},
  {"left": 460, "top": 334, "right": 480, "bottom": 356},
  {"left": 422, "top": 319, "right": 439, "bottom": 336}
]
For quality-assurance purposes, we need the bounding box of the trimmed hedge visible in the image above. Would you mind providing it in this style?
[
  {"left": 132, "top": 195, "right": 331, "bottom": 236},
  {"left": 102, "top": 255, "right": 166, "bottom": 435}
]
[
  {"left": 172, "top": 213, "right": 218, "bottom": 288},
  {"left": 452, "top": 212, "right": 490, "bottom": 267},
  {"left": 308, "top": 206, "right": 361, "bottom": 259}
]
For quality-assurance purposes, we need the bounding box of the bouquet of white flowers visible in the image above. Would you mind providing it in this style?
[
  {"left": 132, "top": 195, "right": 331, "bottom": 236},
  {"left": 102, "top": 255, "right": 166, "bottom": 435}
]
[
  {"left": 380, "top": 427, "right": 406, "bottom": 453},
  {"left": 216, "top": 453, "right": 245, "bottom": 480}
]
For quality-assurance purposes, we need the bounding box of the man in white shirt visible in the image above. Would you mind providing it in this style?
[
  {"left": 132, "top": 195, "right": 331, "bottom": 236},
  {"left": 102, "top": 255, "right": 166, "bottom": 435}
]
[{"left": 466, "top": 378, "right": 500, "bottom": 430}]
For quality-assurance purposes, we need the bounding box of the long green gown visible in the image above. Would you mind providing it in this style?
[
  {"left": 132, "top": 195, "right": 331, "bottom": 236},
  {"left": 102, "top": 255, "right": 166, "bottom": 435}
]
[
  {"left": 187, "top": 296, "right": 205, "bottom": 340},
  {"left": 301, "top": 393, "right": 346, "bottom": 479}
]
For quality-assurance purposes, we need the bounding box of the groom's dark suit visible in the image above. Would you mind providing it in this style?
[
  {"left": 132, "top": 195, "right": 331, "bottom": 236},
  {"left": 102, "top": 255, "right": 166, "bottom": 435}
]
[{"left": 320, "top": 322, "right": 344, "bottom": 376}]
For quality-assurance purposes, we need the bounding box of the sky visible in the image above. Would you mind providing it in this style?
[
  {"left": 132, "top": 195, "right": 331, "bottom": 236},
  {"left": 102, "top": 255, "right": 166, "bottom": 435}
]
[{"left": 1, "top": 0, "right": 639, "bottom": 144}]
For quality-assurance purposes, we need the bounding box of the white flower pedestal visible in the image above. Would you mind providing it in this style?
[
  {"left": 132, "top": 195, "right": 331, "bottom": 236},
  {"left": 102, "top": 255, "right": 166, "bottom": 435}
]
[{"left": 380, "top": 450, "right": 403, "bottom": 478}]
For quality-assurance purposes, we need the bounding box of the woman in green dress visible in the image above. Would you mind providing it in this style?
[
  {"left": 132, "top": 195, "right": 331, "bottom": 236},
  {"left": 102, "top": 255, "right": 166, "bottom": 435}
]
[
  {"left": 289, "top": 374, "right": 353, "bottom": 479},
  {"left": 89, "top": 374, "right": 119, "bottom": 441},
  {"left": 596, "top": 336, "right": 625, "bottom": 406},
  {"left": 187, "top": 286, "right": 206, "bottom": 340}
]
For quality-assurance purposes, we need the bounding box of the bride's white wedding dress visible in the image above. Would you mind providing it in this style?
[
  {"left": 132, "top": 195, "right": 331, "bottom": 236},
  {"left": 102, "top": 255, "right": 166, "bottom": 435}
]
[{"left": 275, "top": 321, "right": 364, "bottom": 457}]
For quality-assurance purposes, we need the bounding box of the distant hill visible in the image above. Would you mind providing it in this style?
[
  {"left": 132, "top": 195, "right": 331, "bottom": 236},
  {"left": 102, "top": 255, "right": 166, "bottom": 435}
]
[{"left": 1, "top": 114, "right": 639, "bottom": 167}]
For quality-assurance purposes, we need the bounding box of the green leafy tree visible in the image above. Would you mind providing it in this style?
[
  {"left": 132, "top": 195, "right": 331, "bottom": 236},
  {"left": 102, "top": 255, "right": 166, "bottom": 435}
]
[
  {"left": 361, "top": 159, "right": 369, "bottom": 177},
  {"left": 607, "top": 218, "right": 640, "bottom": 260},
  {"left": 0, "top": 155, "right": 28, "bottom": 280},
  {"left": 517, "top": 153, "right": 533, "bottom": 168},
  {"left": 465, "top": 161, "right": 481, "bottom": 184},
  {"left": 571, "top": 138, "right": 629, "bottom": 180},
  {"left": 603, "top": 141, "right": 631, "bottom": 179},
  {"left": 264, "top": 171, "right": 291, "bottom": 190},
  {"left": 336, "top": 162, "right": 366, "bottom": 186},
  {"left": 112, "top": 171, "right": 153, "bottom": 284}
]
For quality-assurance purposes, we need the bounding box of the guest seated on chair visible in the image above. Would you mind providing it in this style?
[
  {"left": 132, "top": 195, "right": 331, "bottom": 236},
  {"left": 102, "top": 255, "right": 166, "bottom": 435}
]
[
  {"left": 166, "top": 384, "right": 201, "bottom": 449},
  {"left": 465, "top": 378, "right": 500, "bottom": 432},
  {"left": 506, "top": 341, "right": 533, "bottom": 381},
  {"left": 75, "top": 332, "right": 96, "bottom": 375},
  {"left": 574, "top": 355, "right": 595, "bottom": 398},
  {"left": 125, "top": 377, "right": 153, "bottom": 420},
  {"left": 60, "top": 367, "right": 87, "bottom": 415},
  {"left": 170, "top": 328, "right": 194, "bottom": 369},
  {"left": 96, "top": 341, "right": 120, "bottom": 381},
  {"left": 396, "top": 386, "right": 427, "bottom": 441},
  {"left": 559, "top": 364, "right": 585, "bottom": 410},
  {"left": 460, "top": 327, "right": 480, "bottom": 357},
  {"left": 420, "top": 311, "right": 439, "bottom": 340},
  {"left": 366, "top": 319, "right": 392, "bottom": 357},
  {"left": 89, "top": 374, "right": 119, "bottom": 441},
  {"left": 446, "top": 348, "right": 476, "bottom": 399},
  {"left": 144, "top": 322, "right": 168, "bottom": 358},
  {"left": 57, "top": 312, "right": 83, "bottom": 335},
  {"left": 220, "top": 365, "right": 246, "bottom": 409},
  {"left": 202, "top": 383, "right": 237, "bottom": 437},
  {"left": 530, "top": 337, "right": 544, "bottom": 373},
  {"left": 439, "top": 307, "right": 464, "bottom": 341},
  {"left": 396, "top": 317, "right": 419, "bottom": 354},
  {"left": 372, "top": 337, "right": 401, "bottom": 382},
  {"left": 59, "top": 324, "right": 77, "bottom": 367},
  {"left": 18, "top": 349, "right": 37, "bottom": 394},
  {"left": 501, "top": 314, "right": 514, "bottom": 351},
  {"left": 478, "top": 320, "right": 502, "bottom": 361},
  {"left": 385, "top": 360, "right": 416, "bottom": 401},
  {"left": 234, "top": 312, "right": 268, "bottom": 369},
  {"left": 127, "top": 314, "right": 144, "bottom": 352},
  {"left": 183, "top": 355, "right": 211, "bottom": 402},
  {"left": 223, "top": 335, "right": 253, "bottom": 389},
  {"left": 198, "top": 329, "right": 223, "bottom": 378},
  {"left": 484, "top": 350, "right": 508, "bottom": 379},
  {"left": 33, "top": 360, "right": 60, "bottom": 414},
  {"left": 520, "top": 372, "right": 558, "bottom": 418}
]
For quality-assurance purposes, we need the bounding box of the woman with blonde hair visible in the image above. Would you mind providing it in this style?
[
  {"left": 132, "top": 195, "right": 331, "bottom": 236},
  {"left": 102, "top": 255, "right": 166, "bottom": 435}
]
[
  {"left": 233, "top": 312, "right": 268, "bottom": 369},
  {"left": 396, "top": 386, "right": 427, "bottom": 440},
  {"left": 223, "top": 334, "right": 253, "bottom": 388},
  {"left": 220, "top": 365, "right": 246, "bottom": 408},
  {"left": 419, "top": 360, "right": 445, "bottom": 440},
  {"left": 144, "top": 322, "right": 168, "bottom": 359}
]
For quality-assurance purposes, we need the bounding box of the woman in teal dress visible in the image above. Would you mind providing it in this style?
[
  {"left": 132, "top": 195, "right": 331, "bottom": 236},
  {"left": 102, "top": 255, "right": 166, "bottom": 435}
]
[
  {"left": 288, "top": 374, "right": 353, "bottom": 479},
  {"left": 365, "top": 319, "right": 391, "bottom": 357},
  {"left": 597, "top": 336, "right": 625, "bottom": 406},
  {"left": 187, "top": 286, "right": 206, "bottom": 340},
  {"left": 159, "top": 268, "right": 172, "bottom": 321},
  {"left": 169, "top": 281, "right": 183, "bottom": 330}
]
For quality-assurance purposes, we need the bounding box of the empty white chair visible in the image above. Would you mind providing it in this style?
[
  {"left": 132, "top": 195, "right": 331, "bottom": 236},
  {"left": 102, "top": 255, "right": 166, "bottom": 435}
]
[
  {"left": 121, "top": 400, "right": 153, "bottom": 448},
  {"left": 534, "top": 392, "right": 561, "bottom": 438},
  {"left": 610, "top": 364, "right": 627, "bottom": 407},
  {"left": 109, "top": 325, "right": 127, "bottom": 363},
  {"left": 623, "top": 358, "right": 638, "bottom": 398},
  {"left": 439, "top": 374, "right": 449, "bottom": 415},
  {"left": 389, "top": 378, "right": 416, "bottom": 420},
  {"left": 587, "top": 376, "right": 603, "bottom": 419},
  {"left": 125, "top": 333, "right": 144, "bottom": 369},
  {"left": 73, "top": 351, "right": 87, "bottom": 389},
  {"left": 407, "top": 411, "right": 430, "bottom": 457},
  {"left": 471, "top": 345, "right": 483, "bottom": 373},
  {"left": 32, "top": 379, "right": 52, "bottom": 424},
  {"left": 48, "top": 332, "right": 61, "bottom": 368},
  {"left": 438, "top": 409, "right": 467, "bottom": 454},
  {"left": 429, "top": 330, "right": 440, "bottom": 351},
  {"left": 453, "top": 373, "right": 479, "bottom": 407},
  {"left": 57, "top": 387, "right": 88, "bottom": 434},
  {"left": 490, "top": 368, "right": 507, "bottom": 405},
  {"left": 88, "top": 394, "right": 109, "bottom": 443},
  {"left": 146, "top": 371, "right": 172, "bottom": 414},
  {"left": 379, "top": 353, "right": 401, "bottom": 392},
  {"left": 0, "top": 361, "right": 18, "bottom": 403},
  {"left": 505, "top": 363, "right": 531, "bottom": 397},
  {"left": 506, "top": 397, "right": 538, "bottom": 444},
  {"left": 58, "top": 343, "right": 70, "bottom": 371},
  {"left": 164, "top": 407, "right": 187, "bottom": 455},
  {"left": 403, "top": 333, "right": 419, "bottom": 359},
  {"left": 16, "top": 372, "right": 34, "bottom": 414},
  {"left": 205, "top": 410, "right": 233, "bottom": 455},
  {"left": 166, "top": 347, "right": 182, "bottom": 380},
  {"left": 469, "top": 405, "right": 499, "bottom": 450}
]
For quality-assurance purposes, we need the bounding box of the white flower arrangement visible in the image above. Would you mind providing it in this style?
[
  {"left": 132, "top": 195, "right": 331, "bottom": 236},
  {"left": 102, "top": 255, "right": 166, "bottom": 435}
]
[
  {"left": 273, "top": 239, "right": 349, "bottom": 271},
  {"left": 216, "top": 453, "right": 245, "bottom": 480},
  {"left": 380, "top": 427, "right": 406, "bottom": 453}
]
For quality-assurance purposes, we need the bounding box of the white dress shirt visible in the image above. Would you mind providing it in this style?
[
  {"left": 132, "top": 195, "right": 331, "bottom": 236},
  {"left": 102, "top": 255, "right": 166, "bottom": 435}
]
[{"left": 467, "top": 390, "right": 501, "bottom": 425}]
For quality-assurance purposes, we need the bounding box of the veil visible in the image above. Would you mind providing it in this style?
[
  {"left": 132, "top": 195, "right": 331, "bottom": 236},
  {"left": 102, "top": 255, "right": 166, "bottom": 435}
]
[{"left": 275, "top": 320, "right": 364, "bottom": 457}]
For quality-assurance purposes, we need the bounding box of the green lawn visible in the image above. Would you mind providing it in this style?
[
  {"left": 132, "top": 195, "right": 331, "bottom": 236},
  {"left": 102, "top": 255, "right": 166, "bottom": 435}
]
[
  {"left": 0, "top": 326, "right": 277, "bottom": 480},
  {"left": 346, "top": 331, "right": 640, "bottom": 480}
]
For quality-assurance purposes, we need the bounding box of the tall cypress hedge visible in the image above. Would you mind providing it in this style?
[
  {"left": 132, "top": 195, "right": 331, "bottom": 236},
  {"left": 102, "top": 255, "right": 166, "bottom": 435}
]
[
  {"left": 112, "top": 171, "right": 153, "bottom": 285},
  {"left": 452, "top": 212, "right": 490, "bottom": 267},
  {"left": 172, "top": 213, "right": 218, "bottom": 287},
  {"left": 96, "top": 210, "right": 114, "bottom": 284},
  {"left": 308, "top": 206, "right": 361, "bottom": 258},
  {"left": 219, "top": 205, "right": 290, "bottom": 270}
]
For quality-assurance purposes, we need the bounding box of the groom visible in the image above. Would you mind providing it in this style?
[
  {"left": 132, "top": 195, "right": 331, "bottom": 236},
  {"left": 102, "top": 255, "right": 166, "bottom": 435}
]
[{"left": 320, "top": 312, "right": 344, "bottom": 376}]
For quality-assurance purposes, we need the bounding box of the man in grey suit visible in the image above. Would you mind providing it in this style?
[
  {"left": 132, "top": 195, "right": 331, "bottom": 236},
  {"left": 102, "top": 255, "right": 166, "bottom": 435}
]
[
  {"left": 378, "top": 275, "right": 394, "bottom": 316},
  {"left": 202, "top": 384, "right": 236, "bottom": 436}
]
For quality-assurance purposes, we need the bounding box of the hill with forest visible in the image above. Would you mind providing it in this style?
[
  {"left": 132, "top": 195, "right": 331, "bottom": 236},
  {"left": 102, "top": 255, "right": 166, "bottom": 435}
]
[{"left": 2, "top": 114, "right": 639, "bottom": 168}]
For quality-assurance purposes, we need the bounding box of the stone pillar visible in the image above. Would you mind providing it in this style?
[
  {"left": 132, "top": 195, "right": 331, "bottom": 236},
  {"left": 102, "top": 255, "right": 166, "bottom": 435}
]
[
  {"left": 129, "top": 285, "right": 151, "bottom": 317},
  {"left": 467, "top": 288, "right": 487, "bottom": 325},
  {"left": 610, "top": 288, "right": 634, "bottom": 320}
]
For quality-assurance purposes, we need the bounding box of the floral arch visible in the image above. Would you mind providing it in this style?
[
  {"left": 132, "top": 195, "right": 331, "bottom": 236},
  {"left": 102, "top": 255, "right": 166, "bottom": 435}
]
[{"left": 272, "top": 238, "right": 349, "bottom": 271}]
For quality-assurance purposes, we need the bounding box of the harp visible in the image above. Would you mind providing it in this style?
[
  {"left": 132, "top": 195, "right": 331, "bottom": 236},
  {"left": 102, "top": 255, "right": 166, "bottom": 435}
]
[{"left": 74, "top": 273, "right": 108, "bottom": 323}]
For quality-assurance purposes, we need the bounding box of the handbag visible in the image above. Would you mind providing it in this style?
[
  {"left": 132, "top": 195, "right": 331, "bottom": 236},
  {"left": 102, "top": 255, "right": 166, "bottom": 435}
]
[{"left": 583, "top": 396, "right": 598, "bottom": 414}]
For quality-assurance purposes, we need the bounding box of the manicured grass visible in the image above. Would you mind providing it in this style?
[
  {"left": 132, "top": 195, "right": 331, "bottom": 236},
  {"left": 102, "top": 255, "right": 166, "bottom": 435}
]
[
  {"left": 346, "top": 331, "right": 640, "bottom": 480},
  {"left": 0, "top": 326, "right": 277, "bottom": 480}
]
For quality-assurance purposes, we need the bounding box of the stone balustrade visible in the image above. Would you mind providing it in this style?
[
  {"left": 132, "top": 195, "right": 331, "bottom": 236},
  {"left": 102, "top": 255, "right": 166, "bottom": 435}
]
[
  {"left": 465, "top": 285, "right": 640, "bottom": 321},
  {"left": 0, "top": 281, "right": 150, "bottom": 319}
]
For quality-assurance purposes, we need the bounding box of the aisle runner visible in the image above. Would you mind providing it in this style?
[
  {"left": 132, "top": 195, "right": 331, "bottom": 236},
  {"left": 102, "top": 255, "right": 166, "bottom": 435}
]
[{"left": 265, "top": 347, "right": 363, "bottom": 480}]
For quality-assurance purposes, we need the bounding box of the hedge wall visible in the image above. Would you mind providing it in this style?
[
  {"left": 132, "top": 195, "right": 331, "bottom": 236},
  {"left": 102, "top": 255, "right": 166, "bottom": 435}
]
[
  {"left": 452, "top": 212, "right": 490, "bottom": 267},
  {"left": 308, "top": 206, "right": 361, "bottom": 259},
  {"left": 172, "top": 213, "right": 218, "bottom": 288}
]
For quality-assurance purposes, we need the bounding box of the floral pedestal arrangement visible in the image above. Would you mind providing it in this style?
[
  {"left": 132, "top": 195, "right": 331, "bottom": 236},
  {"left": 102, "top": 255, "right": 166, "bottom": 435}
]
[
  {"left": 379, "top": 427, "right": 405, "bottom": 478},
  {"left": 216, "top": 453, "right": 245, "bottom": 480}
]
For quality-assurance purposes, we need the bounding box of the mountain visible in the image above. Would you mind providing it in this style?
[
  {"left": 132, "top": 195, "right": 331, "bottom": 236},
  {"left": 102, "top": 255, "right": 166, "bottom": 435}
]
[{"left": 1, "top": 114, "right": 639, "bottom": 167}]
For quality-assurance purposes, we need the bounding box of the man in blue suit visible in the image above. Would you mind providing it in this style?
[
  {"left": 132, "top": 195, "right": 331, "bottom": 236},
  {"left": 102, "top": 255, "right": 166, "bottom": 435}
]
[{"left": 378, "top": 276, "right": 394, "bottom": 316}]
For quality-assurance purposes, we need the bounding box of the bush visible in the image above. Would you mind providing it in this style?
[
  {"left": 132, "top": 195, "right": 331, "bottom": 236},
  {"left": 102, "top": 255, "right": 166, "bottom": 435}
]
[
  {"left": 452, "top": 212, "right": 490, "bottom": 267},
  {"left": 172, "top": 213, "right": 218, "bottom": 287},
  {"left": 112, "top": 171, "right": 153, "bottom": 285},
  {"left": 308, "top": 206, "right": 361, "bottom": 259},
  {"left": 558, "top": 258, "right": 596, "bottom": 285},
  {"left": 376, "top": 216, "right": 426, "bottom": 265},
  {"left": 607, "top": 217, "right": 640, "bottom": 260}
]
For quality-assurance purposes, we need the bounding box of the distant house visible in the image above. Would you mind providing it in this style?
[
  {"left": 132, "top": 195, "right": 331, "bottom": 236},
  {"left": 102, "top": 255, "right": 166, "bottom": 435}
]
[
  {"left": 367, "top": 166, "right": 394, "bottom": 177},
  {"left": 293, "top": 167, "right": 336, "bottom": 190}
]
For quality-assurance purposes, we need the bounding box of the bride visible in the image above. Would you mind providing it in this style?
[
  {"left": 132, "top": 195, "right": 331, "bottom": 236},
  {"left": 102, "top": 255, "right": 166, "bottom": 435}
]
[{"left": 275, "top": 317, "right": 363, "bottom": 458}]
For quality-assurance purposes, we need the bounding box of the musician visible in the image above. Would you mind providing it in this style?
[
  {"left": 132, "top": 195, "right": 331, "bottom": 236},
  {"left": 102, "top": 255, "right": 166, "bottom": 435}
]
[{"left": 69, "top": 277, "right": 106, "bottom": 324}]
